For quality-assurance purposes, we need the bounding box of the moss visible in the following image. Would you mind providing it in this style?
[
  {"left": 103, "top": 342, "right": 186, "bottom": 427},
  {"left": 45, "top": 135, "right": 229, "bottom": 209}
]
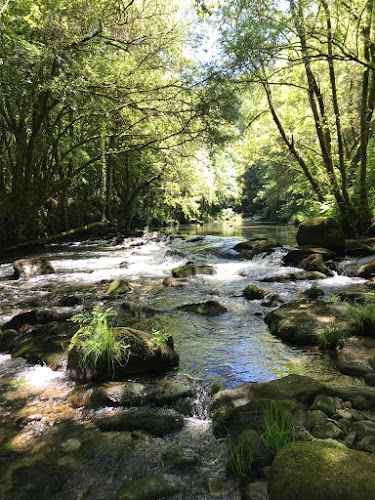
[
  {"left": 106, "top": 279, "right": 134, "bottom": 295},
  {"left": 243, "top": 285, "right": 268, "bottom": 300},
  {"left": 269, "top": 441, "right": 375, "bottom": 500},
  {"left": 172, "top": 264, "right": 217, "bottom": 278},
  {"left": 116, "top": 474, "right": 182, "bottom": 500}
]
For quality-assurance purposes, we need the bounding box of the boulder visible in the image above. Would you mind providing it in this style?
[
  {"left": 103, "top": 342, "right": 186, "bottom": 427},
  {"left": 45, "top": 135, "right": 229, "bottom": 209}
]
[
  {"left": 310, "top": 395, "right": 336, "bottom": 417},
  {"left": 269, "top": 441, "right": 375, "bottom": 500},
  {"left": 68, "top": 327, "right": 179, "bottom": 381},
  {"left": 105, "top": 279, "right": 134, "bottom": 296},
  {"left": 283, "top": 247, "right": 336, "bottom": 266},
  {"left": 243, "top": 285, "right": 271, "bottom": 300},
  {"left": 356, "top": 259, "right": 375, "bottom": 279},
  {"left": 172, "top": 264, "right": 217, "bottom": 278},
  {"left": 12, "top": 258, "right": 54, "bottom": 278},
  {"left": 264, "top": 301, "right": 357, "bottom": 346},
  {"left": 335, "top": 361, "right": 372, "bottom": 378},
  {"left": 233, "top": 239, "right": 281, "bottom": 259},
  {"left": 296, "top": 217, "right": 345, "bottom": 253},
  {"left": 1, "top": 308, "right": 75, "bottom": 331},
  {"left": 96, "top": 408, "right": 184, "bottom": 436},
  {"left": 351, "top": 420, "right": 375, "bottom": 441},
  {"left": 178, "top": 301, "right": 227, "bottom": 316},
  {"left": 345, "top": 240, "right": 375, "bottom": 257},
  {"left": 299, "top": 254, "right": 333, "bottom": 276}
]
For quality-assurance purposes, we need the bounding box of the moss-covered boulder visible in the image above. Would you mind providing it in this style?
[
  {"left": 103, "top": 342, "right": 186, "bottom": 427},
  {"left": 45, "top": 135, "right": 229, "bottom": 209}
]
[
  {"left": 283, "top": 247, "right": 336, "bottom": 266},
  {"left": 310, "top": 395, "right": 336, "bottom": 417},
  {"left": 296, "top": 217, "right": 345, "bottom": 253},
  {"left": 356, "top": 259, "right": 375, "bottom": 279},
  {"left": 345, "top": 240, "right": 375, "bottom": 257},
  {"left": 264, "top": 301, "right": 357, "bottom": 346},
  {"left": 67, "top": 327, "right": 179, "bottom": 381},
  {"left": 115, "top": 474, "right": 183, "bottom": 500},
  {"left": 177, "top": 301, "right": 227, "bottom": 316},
  {"left": 233, "top": 239, "right": 281, "bottom": 259},
  {"left": 96, "top": 408, "right": 184, "bottom": 436},
  {"left": 269, "top": 441, "right": 375, "bottom": 500},
  {"left": 12, "top": 258, "right": 54, "bottom": 278},
  {"left": 105, "top": 279, "right": 134, "bottom": 296},
  {"left": 299, "top": 254, "right": 333, "bottom": 276},
  {"left": 172, "top": 264, "right": 217, "bottom": 278},
  {"left": 243, "top": 285, "right": 271, "bottom": 300}
]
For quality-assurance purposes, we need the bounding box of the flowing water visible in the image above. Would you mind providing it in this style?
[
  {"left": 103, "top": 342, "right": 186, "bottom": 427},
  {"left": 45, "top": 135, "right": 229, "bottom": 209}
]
[{"left": 0, "top": 220, "right": 371, "bottom": 499}]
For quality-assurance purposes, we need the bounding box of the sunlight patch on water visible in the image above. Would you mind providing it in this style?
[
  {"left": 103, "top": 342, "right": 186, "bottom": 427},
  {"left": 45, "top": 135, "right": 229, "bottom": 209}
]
[{"left": 18, "top": 365, "right": 67, "bottom": 388}]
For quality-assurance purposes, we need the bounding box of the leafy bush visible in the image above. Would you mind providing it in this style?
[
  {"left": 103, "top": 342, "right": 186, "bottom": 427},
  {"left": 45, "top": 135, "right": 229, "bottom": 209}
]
[
  {"left": 151, "top": 328, "right": 171, "bottom": 346},
  {"left": 227, "top": 437, "right": 255, "bottom": 480},
  {"left": 328, "top": 294, "right": 341, "bottom": 303},
  {"left": 320, "top": 320, "right": 349, "bottom": 348},
  {"left": 69, "top": 306, "right": 130, "bottom": 378},
  {"left": 261, "top": 402, "right": 299, "bottom": 455}
]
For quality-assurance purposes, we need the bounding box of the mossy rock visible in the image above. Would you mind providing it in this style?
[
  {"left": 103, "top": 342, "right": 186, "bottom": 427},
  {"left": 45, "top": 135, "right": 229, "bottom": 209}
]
[
  {"left": 252, "top": 375, "right": 324, "bottom": 404},
  {"left": 243, "top": 285, "right": 270, "bottom": 300},
  {"left": 116, "top": 474, "right": 183, "bottom": 500},
  {"left": 67, "top": 327, "right": 179, "bottom": 382},
  {"left": 269, "top": 441, "right": 375, "bottom": 500},
  {"left": 335, "top": 361, "right": 371, "bottom": 378},
  {"left": 345, "top": 240, "right": 375, "bottom": 257},
  {"left": 177, "top": 300, "right": 227, "bottom": 316},
  {"left": 283, "top": 247, "right": 336, "bottom": 266},
  {"left": 310, "top": 395, "right": 336, "bottom": 417},
  {"left": 323, "top": 387, "right": 375, "bottom": 411},
  {"left": 296, "top": 217, "right": 345, "bottom": 253},
  {"left": 233, "top": 239, "right": 281, "bottom": 259},
  {"left": 265, "top": 301, "right": 358, "bottom": 346},
  {"left": 358, "top": 435, "right": 375, "bottom": 453},
  {"left": 356, "top": 259, "right": 375, "bottom": 279},
  {"left": 299, "top": 254, "right": 333, "bottom": 276},
  {"left": 106, "top": 279, "right": 134, "bottom": 296},
  {"left": 172, "top": 264, "right": 217, "bottom": 278},
  {"left": 96, "top": 408, "right": 184, "bottom": 436},
  {"left": 303, "top": 285, "right": 324, "bottom": 300}
]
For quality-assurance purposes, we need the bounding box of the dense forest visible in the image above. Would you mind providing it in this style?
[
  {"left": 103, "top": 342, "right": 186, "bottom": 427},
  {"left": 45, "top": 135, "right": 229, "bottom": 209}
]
[{"left": 1, "top": 0, "right": 375, "bottom": 243}]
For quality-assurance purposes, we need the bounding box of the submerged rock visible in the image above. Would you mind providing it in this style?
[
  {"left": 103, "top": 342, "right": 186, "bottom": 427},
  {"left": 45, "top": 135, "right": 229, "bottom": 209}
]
[
  {"left": 12, "top": 258, "right": 54, "bottom": 278},
  {"left": 115, "top": 473, "right": 183, "bottom": 500},
  {"left": 296, "top": 217, "right": 345, "bottom": 253},
  {"left": 269, "top": 441, "right": 375, "bottom": 500},
  {"left": 96, "top": 408, "right": 184, "bottom": 436},
  {"left": 67, "top": 327, "right": 179, "bottom": 381},
  {"left": 172, "top": 264, "right": 217, "bottom": 278},
  {"left": 178, "top": 301, "right": 227, "bottom": 316}
]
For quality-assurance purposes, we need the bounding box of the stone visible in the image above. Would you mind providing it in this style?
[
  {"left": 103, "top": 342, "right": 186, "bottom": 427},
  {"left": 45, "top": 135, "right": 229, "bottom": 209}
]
[
  {"left": 96, "top": 408, "right": 184, "bottom": 436},
  {"left": 13, "top": 258, "right": 54, "bottom": 278},
  {"left": 269, "top": 441, "right": 375, "bottom": 500},
  {"left": 299, "top": 254, "right": 333, "bottom": 276},
  {"left": 296, "top": 217, "right": 345, "bottom": 253},
  {"left": 358, "top": 435, "right": 375, "bottom": 453},
  {"left": 335, "top": 361, "right": 371, "bottom": 377},
  {"left": 365, "top": 372, "right": 375, "bottom": 387},
  {"left": 243, "top": 285, "right": 270, "bottom": 300},
  {"left": 310, "top": 395, "right": 336, "bottom": 417},
  {"left": 336, "top": 410, "right": 352, "bottom": 420},
  {"left": 233, "top": 239, "right": 281, "bottom": 259},
  {"left": 265, "top": 301, "right": 357, "bottom": 346},
  {"left": 345, "top": 240, "right": 375, "bottom": 257},
  {"left": 345, "top": 431, "right": 357, "bottom": 448},
  {"left": 1, "top": 309, "right": 75, "bottom": 331},
  {"left": 177, "top": 301, "right": 227, "bottom": 315},
  {"left": 323, "top": 387, "right": 375, "bottom": 411},
  {"left": 115, "top": 474, "right": 182, "bottom": 500},
  {"left": 307, "top": 410, "right": 328, "bottom": 431},
  {"left": 68, "top": 327, "right": 179, "bottom": 382},
  {"left": 105, "top": 279, "right": 134, "bottom": 295},
  {"left": 283, "top": 247, "right": 336, "bottom": 266},
  {"left": 244, "top": 481, "right": 269, "bottom": 500},
  {"left": 172, "top": 264, "right": 217, "bottom": 278},
  {"left": 351, "top": 420, "right": 375, "bottom": 441},
  {"left": 356, "top": 258, "right": 375, "bottom": 279},
  {"left": 303, "top": 285, "right": 324, "bottom": 300},
  {"left": 262, "top": 271, "right": 328, "bottom": 282},
  {"left": 207, "top": 477, "right": 223, "bottom": 494}
]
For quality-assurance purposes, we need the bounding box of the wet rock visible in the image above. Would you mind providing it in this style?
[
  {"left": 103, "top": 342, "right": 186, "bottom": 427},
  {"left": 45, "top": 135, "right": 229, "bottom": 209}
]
[
  {"left": 310, "top": 395, "right": 336, "bottom": 417},
  {"left": 243, "top": 285, "right": 271, "bottom": 300},
  {"left": 261, "top": 294, "right": 283, "bottom": 307},
  {"left": 345, "top": 239, "right": 375, "bottom": 257},
  {"left": 303, "top": 285, "right": 324, "bottom": 300},
  {"left": 171, "top": 264, "right": 217, "bottom": 278},
  {"left": 244, "top": 481, "right": 269, "bottom": 500},
  {"left": 233, "top": 239, "right": 281, "bottom": 259},
  {"left": 178, "top": 300, "right": 227, "bottom": 316},
  {"left": 115, "top": 474, "right": 183, "bottom": 500},
  {"left": 296, "top": 217, "right": 345, "bottom": 253},
  {"left": 323, "top": 387, "right": 375, "bottom": 411},
  {"left": 335, "top": 361, "right": 372, "bottom": 377},
  {"left": 283, "top": 246, "right": 336, "bottom": 266},
  {"left": 163, "top": 277, "right": 190, "bottom": 287},
  {"left": 207, "top": 476, "right": 223, "bottom": 494},
  {"left": 106, "top": 279, "right": 134, "bottom": 296},
  {"left": 162, "top": 447, "right": 198, "bottom": 470},
  {"left": 57, "top": 295, "right": 83, "bottom": 307},
  {"left": 120, "top": 303, "right": 157, "bottom": 319},
  {"left": 68, "top": 327, "right": 179, "bottom": 382},
  {"left": 119, "top": 261, "right": 130, "bottom": 269},
  {"left": 262, "top": 271, "right": 328, "bottom": 282},
  {"left": 356, "top": 259, "right": 375, "bottom": 279},
  {"left": 269, "top": 441, "right": 375, "bottom": 500},
  {"left": 2, "top": 308, "right": 75, "bottom": 331},
  {"left": 299, "top": 254, "right": 333, "bottom": 276},
  {"left": 365, "top": 372, "right": 375, "bottom": 386},
  {"left": 264, "top": 301, "right": 358, "bottom": 346},
  {"left": 12, "top": 257, "right": 54, "bottom": 279},
  {"left": 96, "top": 408, "right": 184, "bottom": 436}
]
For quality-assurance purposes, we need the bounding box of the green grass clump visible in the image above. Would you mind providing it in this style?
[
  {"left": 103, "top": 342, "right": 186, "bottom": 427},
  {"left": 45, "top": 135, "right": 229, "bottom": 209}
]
[
  {"left": 303, "top": 284, "right": 324, "bottom": 300},
  {"left": 227, "top": 437, "right": 255, "bottom": 480},
  {"left": 261, "top": 401, "right": 299, "bottom": 455},
  {"left": 151, "top": 328, "right": 171, "bottom": 346},
  {"left": 328, "top": 294, "right": 341, "bottom": 303},
  {"left": 320, "top": 320, "right": 349, "bottom": 348},
  {"left": 69, "top": 306, "right": 130, "bottom": 378}
]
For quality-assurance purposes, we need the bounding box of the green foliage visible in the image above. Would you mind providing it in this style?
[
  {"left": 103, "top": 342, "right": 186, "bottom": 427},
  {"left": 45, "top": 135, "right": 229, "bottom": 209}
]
[
  {"left": 320, "top": 320, "right": 348, "bottom": 349},
  {"left": 328, "top": 295, "right": 341, "bottom": 303},
  {"left": 261, "top": 402, "right": 299, "bottom": 456},
  {"left": 69, "top": 306, "right": 130, "bottom": 378},
  {"left": 347, "top": 302, "right": 375, "bottom": 333},
  {"left": 227, "top": 436, "right": 255, "bottom": 481},
  {"left": 151, "top": 328, "right": 171, "bottom": 347}
]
